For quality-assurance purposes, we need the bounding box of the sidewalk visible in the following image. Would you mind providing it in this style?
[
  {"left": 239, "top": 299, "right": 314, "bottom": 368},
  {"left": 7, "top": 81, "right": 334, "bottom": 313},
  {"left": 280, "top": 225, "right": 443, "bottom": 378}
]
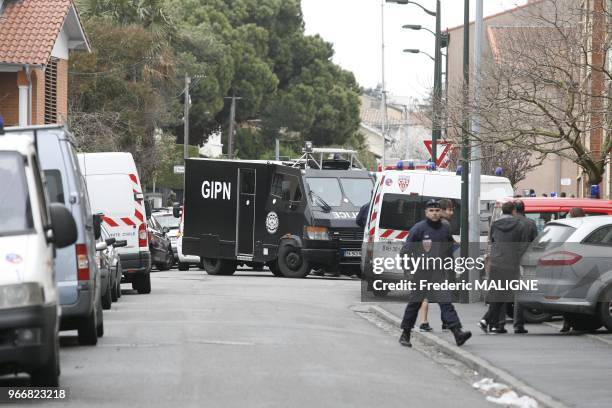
[{"left": 379, "top": 302, "right": 612, "bottom": 408}]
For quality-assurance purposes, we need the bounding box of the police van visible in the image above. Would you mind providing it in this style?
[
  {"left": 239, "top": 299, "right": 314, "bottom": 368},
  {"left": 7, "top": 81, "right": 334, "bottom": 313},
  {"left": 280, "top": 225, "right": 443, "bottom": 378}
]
[
  {"left": 360, "top": 169, "right": 514, "bottom": 289},
  {"left": 179, "top": 146, "right": 374, "bottom": 278}
]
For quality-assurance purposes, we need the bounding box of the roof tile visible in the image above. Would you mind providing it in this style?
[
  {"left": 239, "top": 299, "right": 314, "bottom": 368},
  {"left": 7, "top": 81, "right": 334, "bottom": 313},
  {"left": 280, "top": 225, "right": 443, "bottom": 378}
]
[{"left": 0, "top": 0, "right": 74, "bottom": 65}]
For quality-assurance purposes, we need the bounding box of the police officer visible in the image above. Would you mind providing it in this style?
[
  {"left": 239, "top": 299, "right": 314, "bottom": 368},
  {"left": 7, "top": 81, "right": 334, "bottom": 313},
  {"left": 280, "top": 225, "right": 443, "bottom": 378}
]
[{"left": 398, "top": 199, "right": 472, "bottom": 347}]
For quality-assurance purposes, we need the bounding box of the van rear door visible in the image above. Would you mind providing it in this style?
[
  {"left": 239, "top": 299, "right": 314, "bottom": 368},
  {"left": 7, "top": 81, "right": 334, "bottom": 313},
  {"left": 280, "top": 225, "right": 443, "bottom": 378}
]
[{"left": 85, "top": 174, "right": 140, "bottom": 252}]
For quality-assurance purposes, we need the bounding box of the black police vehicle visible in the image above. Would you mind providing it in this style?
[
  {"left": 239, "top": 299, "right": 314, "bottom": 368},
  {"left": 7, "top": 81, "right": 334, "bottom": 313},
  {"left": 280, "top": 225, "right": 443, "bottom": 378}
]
[{"left": 178, "top": 146, "right": 373, "bottom": 278}]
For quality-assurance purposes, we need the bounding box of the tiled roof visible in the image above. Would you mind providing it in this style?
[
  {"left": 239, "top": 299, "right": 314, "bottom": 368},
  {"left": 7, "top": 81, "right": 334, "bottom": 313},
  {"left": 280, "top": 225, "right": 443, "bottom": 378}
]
[{"left": 0, "top": 0, "right": 75, "bottom": 65}]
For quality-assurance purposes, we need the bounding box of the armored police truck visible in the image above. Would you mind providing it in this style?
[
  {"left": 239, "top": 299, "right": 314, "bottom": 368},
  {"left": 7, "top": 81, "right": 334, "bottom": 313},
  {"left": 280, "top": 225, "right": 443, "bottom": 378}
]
[{"left": 180, "top": 146, "right": 374, "bottom": 278}]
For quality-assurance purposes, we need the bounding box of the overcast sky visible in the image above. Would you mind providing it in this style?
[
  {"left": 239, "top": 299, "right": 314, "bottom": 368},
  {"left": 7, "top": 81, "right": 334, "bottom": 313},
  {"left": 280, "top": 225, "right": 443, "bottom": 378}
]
[{"left": 302, "top": 0, "right": 527, "bottom": 104}]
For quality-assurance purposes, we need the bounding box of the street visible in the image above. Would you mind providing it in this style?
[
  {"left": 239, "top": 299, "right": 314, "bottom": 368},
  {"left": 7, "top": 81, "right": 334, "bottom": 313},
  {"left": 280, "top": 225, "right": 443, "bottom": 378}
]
[{"left": 1, "top": 269, "right": 492, "bottom": 408}]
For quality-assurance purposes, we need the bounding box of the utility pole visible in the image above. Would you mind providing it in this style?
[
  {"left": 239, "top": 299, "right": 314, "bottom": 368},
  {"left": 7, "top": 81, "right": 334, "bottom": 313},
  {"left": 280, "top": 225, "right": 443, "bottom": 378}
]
[
  {"left": 460, "top": 0, "right": 470, "bottom": 261},
  {"left": 431, "top": 0, "right": 441, "bottom": 166},
  {"left": 380, "top": 0, "right": 389, "bottom": 168},
  {"left": 226, "top": 94, "right": 242, "bottom": 159},
  {"left": 183, "top": 74, "right": 191, "bottom": 162}
]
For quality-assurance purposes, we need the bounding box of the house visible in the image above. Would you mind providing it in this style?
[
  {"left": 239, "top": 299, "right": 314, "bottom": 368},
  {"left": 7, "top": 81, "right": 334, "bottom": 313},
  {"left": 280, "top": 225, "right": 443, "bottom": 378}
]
[
  {"left": 359, "top": 93, "right": 431, "bottom": 164},
  {"left": 444, "top": 0, "right": 612, "bottom": 198},
  {"left": 0, "top": 0, "right": 90, "bottom": 127}
]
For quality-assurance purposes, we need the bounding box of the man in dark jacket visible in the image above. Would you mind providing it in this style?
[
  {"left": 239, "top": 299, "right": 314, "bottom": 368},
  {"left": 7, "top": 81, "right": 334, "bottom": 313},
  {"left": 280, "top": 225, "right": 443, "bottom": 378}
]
[
  {"left": 356, "top": 202, "right": 369, "bottom": 229},
  {"left": 480, "top": 201, "right": 525, "bottom": 333},
  {"left": 398, "top": 199, "right": 472, "bottom": 347}
]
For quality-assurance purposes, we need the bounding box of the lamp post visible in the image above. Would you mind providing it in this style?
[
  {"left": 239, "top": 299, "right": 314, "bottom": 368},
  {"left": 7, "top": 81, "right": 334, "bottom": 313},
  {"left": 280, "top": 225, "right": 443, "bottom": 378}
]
[
  {"left": 388, "top": 0, "right": 442, "bottom": 165},
  {"left": 403, "top": 48, "right": 435, "bottom": 61}
]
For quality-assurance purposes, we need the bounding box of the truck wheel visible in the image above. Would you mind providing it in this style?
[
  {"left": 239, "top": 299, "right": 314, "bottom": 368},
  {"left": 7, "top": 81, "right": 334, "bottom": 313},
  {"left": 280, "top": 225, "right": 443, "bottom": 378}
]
[
  {"left": 116, "top": 265, "right": 122, "bottom": 298},
  {"left": 178, "top": 262, "right": 189, "bottom": 271},
  {"left": 564, "top": 313, "right": 602, "bottom": 332},
  {"left": 277, "top": 245, "right": 311, "bottom": 278},
  {"left": 97, "top": 318, "right": 104, "bottom": 338},
  {"left": 102, "top": 280, "right": 112, "bottom": 310},
  {"left": 268, "top": 262, "right": 283, "bottom": 277},
  {"left": 598, "top": 286, "right": 612, "bottom": 331},
  {"left": 111, "top": 275, "right": 118, "bottom": 302},
  {"left": 202, "top": 258, "right": 236, "bottom": 275},
  {"left": 30, "top": 334, "right": 59, "bottom": 387},
  {"left": 78, "top": 310, "right": 98, "bottom": 346},
  {"left": 136, "top": 274, "right": 152, "bottom": 294}
]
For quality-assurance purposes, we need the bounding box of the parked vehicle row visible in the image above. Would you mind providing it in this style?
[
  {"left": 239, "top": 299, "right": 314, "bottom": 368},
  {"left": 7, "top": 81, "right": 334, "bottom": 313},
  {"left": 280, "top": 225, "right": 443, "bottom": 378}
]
[{"left": 1, "top": 124, "right": 155, "bottom": 386}]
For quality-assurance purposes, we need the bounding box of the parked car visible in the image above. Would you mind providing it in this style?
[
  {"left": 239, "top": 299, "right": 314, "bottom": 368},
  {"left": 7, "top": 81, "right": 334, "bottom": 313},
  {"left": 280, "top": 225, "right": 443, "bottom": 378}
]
[
  {"left": 0, "top": 128, "right": 77, "bottom": 386},
  {"left": 173, "top": 206, "right": 201, "bottom": 271},
  {"left": 96, "top": 230, "right": 127, "bottom": 309},
  {"left": 7, "top": 126, "right": 104, "bottom": 345},
  {"left": 518, "top": 216, "right": 612, "bottom": 332},
  {"left": 78, "top": 152, "right": 152, "bottom": 294},
  {"left": 147, "top": 216, "right": 174, "bottom": 271},
  {"left": 151, "top": 210, "right": 180, "bottom": 261}
]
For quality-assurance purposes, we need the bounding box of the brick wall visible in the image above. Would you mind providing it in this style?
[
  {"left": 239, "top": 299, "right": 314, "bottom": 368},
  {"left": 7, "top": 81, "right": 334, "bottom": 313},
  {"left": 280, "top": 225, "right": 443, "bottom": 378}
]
[
  {"left": 0, "top": 72, "right": 19, "bottom": 126},
  {"left": 56, "top": 58, "right": 68, "bottom": 124}
]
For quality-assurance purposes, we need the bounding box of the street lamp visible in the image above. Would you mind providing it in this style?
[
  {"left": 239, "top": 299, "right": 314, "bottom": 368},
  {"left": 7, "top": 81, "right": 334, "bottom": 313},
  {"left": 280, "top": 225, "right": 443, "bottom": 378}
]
[
  {"left": 403, "top": 48, "right": 435, "bottom": 62},
  {"left": 388, "top": 0, "right": 442, "bottom": 165}
]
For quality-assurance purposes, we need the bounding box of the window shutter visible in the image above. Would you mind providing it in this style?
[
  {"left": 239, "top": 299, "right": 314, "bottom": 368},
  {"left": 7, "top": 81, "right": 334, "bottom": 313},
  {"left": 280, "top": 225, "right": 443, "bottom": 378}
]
[{"left": 45, "top": 57, "right": 58, "bottom": 124}]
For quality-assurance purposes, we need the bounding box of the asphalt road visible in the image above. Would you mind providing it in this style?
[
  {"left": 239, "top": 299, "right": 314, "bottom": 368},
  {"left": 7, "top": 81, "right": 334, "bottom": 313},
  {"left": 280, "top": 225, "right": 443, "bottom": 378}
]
[{"left": 1, "top": 268, "right": 494, "bottom": 407}]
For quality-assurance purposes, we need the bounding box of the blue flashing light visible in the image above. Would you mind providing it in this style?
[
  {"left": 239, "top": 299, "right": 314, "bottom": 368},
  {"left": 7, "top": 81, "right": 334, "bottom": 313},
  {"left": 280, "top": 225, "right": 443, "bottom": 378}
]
[
  {"left": 495, "top": 167, "right": 503, "bottom": 176},
  {"left": 396, "top": 161, "right": 404, "bottom": 170},
  {"left": 590, "top": 184, "right": 600, "bottom": 199},
  {"left": 456, "top": 165, "right": 463, "bottom": 176},
  {"left": 550, "top": 192, "right": 557, "bottom": 198},
  {"left": 0, "top": 114, "right": 4, "bottom": 135},
  {"left": 407, "top": 160, "right": 415, "bottom": 170}
]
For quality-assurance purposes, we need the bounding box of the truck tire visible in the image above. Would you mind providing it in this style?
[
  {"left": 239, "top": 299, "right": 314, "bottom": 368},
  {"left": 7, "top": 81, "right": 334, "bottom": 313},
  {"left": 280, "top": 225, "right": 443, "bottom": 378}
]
[
  {"left": 78, "top": 310, "right": 98, "bottom": 346},
  {"left": 97, "top": 318, "right": 104, "bottom": 338},
  {"left": 111, "top": 274, "right": 118, "bottom": 302},
  {"left": 101, "top": 280, "right": 112, "bottom": 310},
  {"left": 30, "top": 334, "right": 59, "bottom": 387},
  {"left": 277, "top": 245, "right": 311, "bottom": 278},
  {"left": 135, "top": 274, "right": 152, "bottom": 294},
  {"left": 202, "top": 258, "right": 236, "bottom": 275},
  {"left": 598, "top": 286, "right": 612, "bottom": 331},
  {"left": 268, "top": 262, "right": 283, "bottom": 277},
  {"left": 564, "top": 313, "right": 602, "bottom": 332},
  {"left": 178, "top": 262, "right": 189, "bottom": 271}
]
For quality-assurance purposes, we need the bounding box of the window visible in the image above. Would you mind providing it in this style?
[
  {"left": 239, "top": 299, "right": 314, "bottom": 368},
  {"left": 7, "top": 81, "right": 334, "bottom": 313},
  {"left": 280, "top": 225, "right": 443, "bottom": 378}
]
[
  {"left": 30, "top": 155, "right": 49, "bottom": 228},
  {"left": 306, "top": 177, "right": 342, "bottom": 207},
  {"left": 379, "top": 194, "right": 421, "bottom": 231},
  {"left": 45, "top": 57, "right": 58, "bottom": 124},
  {"left": 530, "top": 224, "right": 576, "bottom": 251},
  {"left": 583, "top": 226, "right": 612, "bottom": 246},
  {"left": 271, "top": 173, "right": 284, "bottom": 197},
  {"left": 44, "top": 169, "right": 65, "bottom": 204},
  {"left": 240, "top": 169, "right": 255, "bottom": 194},
  {"left": 340, "top": 178, "right": 374, "bottom": 206},
  {"left": 0, "top": 152, "right": 34, "bottom": 235}
]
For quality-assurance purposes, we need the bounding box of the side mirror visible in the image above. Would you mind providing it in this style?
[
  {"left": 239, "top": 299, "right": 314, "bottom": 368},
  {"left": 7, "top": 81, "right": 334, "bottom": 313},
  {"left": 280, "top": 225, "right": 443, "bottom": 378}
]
[
  {"left": 49, "top": 203, "right": 77, "bottom": 248},
  {"left": 93, "top": 213, "right": 103, "bottom": 240},
  {"left": 95, "top": 242, "right": 108, "bottom": 252},
  {"left": 113, "top": 240, "right": 128, "bottom": 248},
  {"left": 105, "top": 237, "right": 116, "bottom": 246},
  {"left": 172, "top": 203, "right": 182, "bottom": 218},
  {"left": 145, "top": 200, "right": 152, "bottom": 219},
  {"left": 162, "top": 227, "right": 169, "bottom": 234}
]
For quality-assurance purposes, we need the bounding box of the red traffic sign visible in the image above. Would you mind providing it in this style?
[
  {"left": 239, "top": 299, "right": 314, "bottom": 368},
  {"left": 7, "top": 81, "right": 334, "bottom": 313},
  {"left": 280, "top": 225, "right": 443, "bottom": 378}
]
[{"left": 424, "top": 140, "right": 453, "bottom": 168}]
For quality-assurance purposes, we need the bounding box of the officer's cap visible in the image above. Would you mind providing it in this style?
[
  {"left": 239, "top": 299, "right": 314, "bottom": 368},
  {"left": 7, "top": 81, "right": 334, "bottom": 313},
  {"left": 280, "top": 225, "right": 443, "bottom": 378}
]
[{"left": 425, "top": 199, "right": 440, "bottom": 208}]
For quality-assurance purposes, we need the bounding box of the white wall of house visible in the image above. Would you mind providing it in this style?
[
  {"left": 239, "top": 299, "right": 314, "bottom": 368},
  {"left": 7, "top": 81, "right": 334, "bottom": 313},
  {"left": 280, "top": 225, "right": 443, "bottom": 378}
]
[{"left": 51, "top": 24, "right": 69, "bottom": 60}]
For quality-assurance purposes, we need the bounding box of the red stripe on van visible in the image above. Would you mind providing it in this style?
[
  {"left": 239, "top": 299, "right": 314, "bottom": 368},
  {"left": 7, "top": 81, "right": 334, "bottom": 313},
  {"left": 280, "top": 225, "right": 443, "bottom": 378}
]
[
  {"left": 129, "top": 174, "right": 138, "bottom": 184},
  {"left": 103, "top": 217, "right": 119, "bottom": 227},
  {"left": 369, "top": 227, "right": 375, "bottom": 236},
  {"left": 134, "top": 210, "right": 144, "bottom": 222},
  {"left": 370, "top": 211, "right": 377, "bottom": 221},
  {"left": 374, "top": 193, "right": 381, "bottom": 205},
  {"left": 380, "top": 229, "right": 393, "bottom": 238},
  {"left": 396, "top": 231, "right": 409, "bottom": 240},
  {"left": 121, "top": 217, "right": 136, "bottom": 226}
]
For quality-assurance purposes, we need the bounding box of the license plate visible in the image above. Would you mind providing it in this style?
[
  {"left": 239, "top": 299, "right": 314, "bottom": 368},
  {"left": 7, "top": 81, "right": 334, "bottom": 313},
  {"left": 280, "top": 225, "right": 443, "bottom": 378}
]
[{"left": 344, "top": 250, "right": 361, "bottom": 258}]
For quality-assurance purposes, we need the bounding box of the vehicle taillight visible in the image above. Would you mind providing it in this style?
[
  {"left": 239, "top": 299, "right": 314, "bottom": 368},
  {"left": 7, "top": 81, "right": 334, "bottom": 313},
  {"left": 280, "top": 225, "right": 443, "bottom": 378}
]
[
  {"left": 139, "top": 224, "right": 148, "bottom": 248},
  {"left": 76, "top": 244, "right": 90, "bottom": 281},
  {"left": 538, "top": 251, "right": 582, "bottom": 266}
]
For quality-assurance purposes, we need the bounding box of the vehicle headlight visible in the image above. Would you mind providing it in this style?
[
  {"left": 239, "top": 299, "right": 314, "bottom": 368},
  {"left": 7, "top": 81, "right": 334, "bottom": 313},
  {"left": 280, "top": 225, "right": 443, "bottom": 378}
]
[
  {"left": 304, "top": 226, "right": 330, "bottom": 241},
  {"left": 0, "top": 283, "right": 45, "bottom": 310}
]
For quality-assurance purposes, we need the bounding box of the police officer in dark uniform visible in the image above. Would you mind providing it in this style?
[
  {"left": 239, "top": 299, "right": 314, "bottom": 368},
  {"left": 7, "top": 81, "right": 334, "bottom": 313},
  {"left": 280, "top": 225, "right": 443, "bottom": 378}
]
[{"left": 398, "top": 199, "right": 472, "bottom": 347}]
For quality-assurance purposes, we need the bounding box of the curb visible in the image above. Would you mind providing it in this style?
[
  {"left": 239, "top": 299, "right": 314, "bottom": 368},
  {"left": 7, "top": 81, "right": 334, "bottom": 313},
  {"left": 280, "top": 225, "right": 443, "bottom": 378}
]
[{"left": 369, "top": 305, "right": 569, "bottom": 408}]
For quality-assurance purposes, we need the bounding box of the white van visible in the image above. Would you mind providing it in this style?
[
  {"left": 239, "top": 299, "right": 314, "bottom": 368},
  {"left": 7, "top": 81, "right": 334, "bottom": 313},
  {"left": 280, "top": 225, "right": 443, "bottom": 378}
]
[
  {"left": 78, "top": 153, "right": 152, "bottom": 294},
  {"left": 360, "top": 169, "right": 513, "bottom": 287},
  {"left": 0, "top": 130, "right": 77, "bottom": 386}
]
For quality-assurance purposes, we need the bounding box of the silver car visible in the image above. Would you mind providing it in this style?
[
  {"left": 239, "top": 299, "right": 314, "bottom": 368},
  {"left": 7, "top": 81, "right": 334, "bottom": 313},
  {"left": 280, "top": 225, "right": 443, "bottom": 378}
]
[{"left": 518, "top": 215, "right": 612, "bottom": 331}]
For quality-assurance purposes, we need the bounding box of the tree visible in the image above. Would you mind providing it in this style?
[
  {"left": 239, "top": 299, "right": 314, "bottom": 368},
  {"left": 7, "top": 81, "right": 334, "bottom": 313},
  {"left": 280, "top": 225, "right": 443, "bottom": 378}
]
[{"left": 445, "top": 0, "right": 611, "bottom": 188}]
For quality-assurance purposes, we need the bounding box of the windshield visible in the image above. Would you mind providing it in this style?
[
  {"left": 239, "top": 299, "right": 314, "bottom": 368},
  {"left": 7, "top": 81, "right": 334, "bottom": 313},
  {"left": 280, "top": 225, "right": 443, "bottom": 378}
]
[
  {"left": 306, "top": 178, "right": 342, "bottom": 207},
  {"left": 154, "top": 214, "right": 180, "bottom": 229},
  {"left": 0, "top": 152, "right": 34, "bottom": 235},
  {"left": 340, "top": 178, "right": 373, "bottom": 206}
]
